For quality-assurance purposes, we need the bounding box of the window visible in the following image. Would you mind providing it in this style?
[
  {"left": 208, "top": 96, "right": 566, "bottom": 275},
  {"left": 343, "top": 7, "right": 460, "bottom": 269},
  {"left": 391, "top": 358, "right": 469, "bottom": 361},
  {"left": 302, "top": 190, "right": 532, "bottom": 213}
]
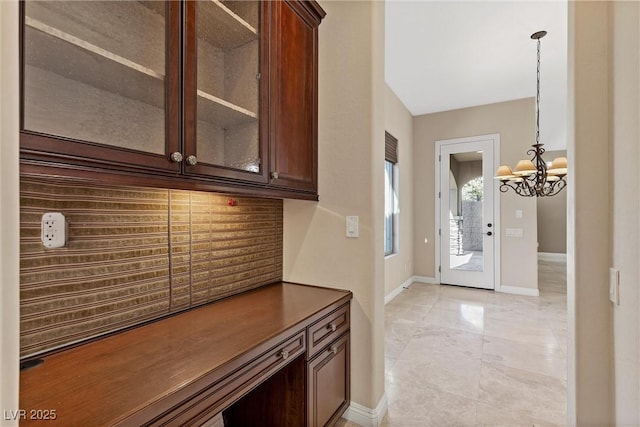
[{"left": 385, "top": 131, "right": 398, "bottom": 256}]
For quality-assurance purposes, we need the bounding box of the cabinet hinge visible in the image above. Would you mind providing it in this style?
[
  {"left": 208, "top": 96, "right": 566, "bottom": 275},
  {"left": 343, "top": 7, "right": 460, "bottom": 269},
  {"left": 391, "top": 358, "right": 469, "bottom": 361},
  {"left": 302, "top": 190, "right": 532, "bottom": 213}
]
[
  {"left": 438, "top": 191, "right": 441, "bottom": 199},
  {"left": 438, "top": 228, "right": 441, "bottom": 236},
  {"left": 439, "top": 154, "right": 441, "bottom": 162},
  {"left": 439, "top": 265, "right": 441, "bottom": 273},
  {"left": 256, "top": 73, "right": 261, "bottom": 80}
]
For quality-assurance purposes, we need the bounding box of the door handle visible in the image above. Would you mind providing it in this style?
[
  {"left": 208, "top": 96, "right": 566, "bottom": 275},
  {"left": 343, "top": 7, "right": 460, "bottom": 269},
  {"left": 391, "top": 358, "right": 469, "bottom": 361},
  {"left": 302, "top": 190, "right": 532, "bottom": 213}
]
[
  {"left": 487, "top": 223, "right": 492, "bottom": 228},
  {"left": 485, "top": 231, "right": 493, "bottom": 236}
]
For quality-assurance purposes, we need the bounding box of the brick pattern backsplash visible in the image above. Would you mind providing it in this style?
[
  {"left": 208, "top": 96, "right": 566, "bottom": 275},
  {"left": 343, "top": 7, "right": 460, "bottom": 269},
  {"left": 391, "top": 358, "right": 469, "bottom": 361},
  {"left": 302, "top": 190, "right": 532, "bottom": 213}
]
[{"left": 20, "top": 177, "right": 283, "bottom": 357}]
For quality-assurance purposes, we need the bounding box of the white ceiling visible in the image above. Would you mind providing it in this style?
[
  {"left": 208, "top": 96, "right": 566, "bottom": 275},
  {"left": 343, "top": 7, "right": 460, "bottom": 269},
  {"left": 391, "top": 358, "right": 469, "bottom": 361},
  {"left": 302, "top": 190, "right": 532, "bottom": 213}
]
[{"left": 385, "top": 1, "right": 568, "bottom": 151}]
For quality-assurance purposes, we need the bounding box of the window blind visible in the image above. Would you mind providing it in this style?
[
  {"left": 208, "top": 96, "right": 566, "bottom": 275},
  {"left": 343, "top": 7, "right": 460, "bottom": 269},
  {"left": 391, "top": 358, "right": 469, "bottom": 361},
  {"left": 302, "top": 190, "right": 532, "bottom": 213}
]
[{"left": 385, "top": 131, "right": 398, "bottom": 164}]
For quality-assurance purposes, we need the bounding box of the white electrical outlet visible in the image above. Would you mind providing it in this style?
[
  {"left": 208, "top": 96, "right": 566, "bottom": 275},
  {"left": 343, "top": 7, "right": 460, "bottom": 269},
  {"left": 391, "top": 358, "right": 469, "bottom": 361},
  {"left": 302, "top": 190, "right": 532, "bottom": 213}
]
[
  {"left": 609, "top": 268, "right": 620, "bottom": 305},
  {"left": 41, "top": 212, "right": 66, "bottom": 248}
]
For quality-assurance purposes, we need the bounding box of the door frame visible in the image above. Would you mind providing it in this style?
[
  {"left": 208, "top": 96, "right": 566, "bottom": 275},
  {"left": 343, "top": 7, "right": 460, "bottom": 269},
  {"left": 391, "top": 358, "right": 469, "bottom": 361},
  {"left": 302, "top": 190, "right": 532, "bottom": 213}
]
[{"left": 434, "top": 133, "right": 501, "bottom": 290}]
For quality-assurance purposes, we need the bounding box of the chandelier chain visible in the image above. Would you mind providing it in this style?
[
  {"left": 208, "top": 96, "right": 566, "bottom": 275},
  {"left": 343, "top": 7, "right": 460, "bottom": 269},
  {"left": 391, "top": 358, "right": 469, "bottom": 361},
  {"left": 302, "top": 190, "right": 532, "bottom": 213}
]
[{"left": 536, "top": 37, "right": 541, "bottom": 145}]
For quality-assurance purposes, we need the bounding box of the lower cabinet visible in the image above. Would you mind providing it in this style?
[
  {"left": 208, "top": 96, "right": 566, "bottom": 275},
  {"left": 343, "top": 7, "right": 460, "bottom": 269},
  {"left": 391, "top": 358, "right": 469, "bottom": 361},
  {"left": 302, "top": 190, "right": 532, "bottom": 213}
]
[
  {"left": 222, "top": 304, "right": 351, "bottom": 427},
  {"left": 222, "top": 332, "right": 350, "bottom": 427},
  {"left": 307, "top": 333, "right": 350, "bottom": 427}
]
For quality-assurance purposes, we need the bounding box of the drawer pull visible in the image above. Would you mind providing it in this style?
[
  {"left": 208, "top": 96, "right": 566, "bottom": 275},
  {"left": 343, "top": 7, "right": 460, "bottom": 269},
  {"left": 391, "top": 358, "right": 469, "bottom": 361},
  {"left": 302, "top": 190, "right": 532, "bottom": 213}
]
[
  {"left": 279, "top": 349, "right": 289, "bottom": 360},
  {"left": 329, "top": 345, "right": 338, "bottom": 355},
  {"left": 328, "top": 322, "right": 337, "bottom": 332}
]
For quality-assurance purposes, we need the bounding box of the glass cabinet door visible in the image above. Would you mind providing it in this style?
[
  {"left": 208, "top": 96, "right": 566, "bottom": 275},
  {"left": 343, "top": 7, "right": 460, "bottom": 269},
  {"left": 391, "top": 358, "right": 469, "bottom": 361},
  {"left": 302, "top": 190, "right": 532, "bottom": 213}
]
[
  {"left": 22, "top": 1, "right": 180, "bottom": 171},
  {"left": 183, "top": 0, "right": 267, "bottom": 182}
]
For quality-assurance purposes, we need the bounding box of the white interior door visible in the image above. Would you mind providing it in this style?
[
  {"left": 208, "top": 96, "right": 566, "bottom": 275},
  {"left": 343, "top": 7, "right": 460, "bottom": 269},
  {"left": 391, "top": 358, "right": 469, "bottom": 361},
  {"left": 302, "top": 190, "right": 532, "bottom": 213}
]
[{"left": 438, "top": 138, "right": 496, "bottom": 289}]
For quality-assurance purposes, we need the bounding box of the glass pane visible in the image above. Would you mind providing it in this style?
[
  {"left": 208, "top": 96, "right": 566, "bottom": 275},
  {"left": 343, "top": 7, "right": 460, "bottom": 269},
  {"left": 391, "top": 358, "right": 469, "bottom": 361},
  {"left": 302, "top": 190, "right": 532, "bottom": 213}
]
[
  {"left": 449, "top": 152, "right": 484, "bottom": 272},
  {"left": 385, "top": 161, "right": 394, "bottom": 255},
  {"left": 23, "top": 1, "right": 167, "bottom": 154},
  {"left": 196, "top": 1, "right": 260, "bottom": 173}
]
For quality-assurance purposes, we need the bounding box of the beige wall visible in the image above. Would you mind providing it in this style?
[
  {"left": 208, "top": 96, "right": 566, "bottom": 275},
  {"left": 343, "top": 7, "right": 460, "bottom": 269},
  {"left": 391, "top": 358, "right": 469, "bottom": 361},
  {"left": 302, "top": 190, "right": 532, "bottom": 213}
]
[
  {"left": 610, "top": 1, "right": 639, "bottom": 424},
  {"left": 565, "top": 1, "right": 640, "bottom": 423},
  {"left": 537, "top": 150, "right": 567, "bottom": 254},
  {"left": 568, "top": 1, "right": 613, "bottom": 423},
  {"left": 456, "top": 160, "right": 482, "bottom": 192},
  {"left": 413, "top": 98, "right": 538, "bottom": 290},
  {"left": 0, "top": 0, "right": 21, "bottom": 423},
  {"left": 283, "top": 0, "right": 386, "bottom": 411},
  {"left": 384, "top": 85, "right": 414, "bottom": 297}
]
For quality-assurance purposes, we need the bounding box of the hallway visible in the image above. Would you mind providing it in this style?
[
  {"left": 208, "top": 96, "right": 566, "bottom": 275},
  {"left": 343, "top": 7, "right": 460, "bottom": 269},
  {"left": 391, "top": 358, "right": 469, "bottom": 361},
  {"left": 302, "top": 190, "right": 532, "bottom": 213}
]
[{"left": 381, "top": 260, "right": 567, "bottom": 426}]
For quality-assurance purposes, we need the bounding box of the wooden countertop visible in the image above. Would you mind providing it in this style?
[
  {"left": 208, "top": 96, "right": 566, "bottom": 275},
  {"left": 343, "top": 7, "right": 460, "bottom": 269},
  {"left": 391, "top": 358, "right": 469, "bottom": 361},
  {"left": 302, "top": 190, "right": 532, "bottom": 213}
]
[{"left": 19, "top": 282, "right": 352, "bottom": 426}]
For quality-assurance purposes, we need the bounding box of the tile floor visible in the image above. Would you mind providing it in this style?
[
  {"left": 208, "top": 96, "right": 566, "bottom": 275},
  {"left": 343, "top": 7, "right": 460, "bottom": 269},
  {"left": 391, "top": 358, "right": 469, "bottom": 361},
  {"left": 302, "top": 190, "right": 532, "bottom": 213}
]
[{"left": 339, "top": 260, "right": 567, "bottom": 427}]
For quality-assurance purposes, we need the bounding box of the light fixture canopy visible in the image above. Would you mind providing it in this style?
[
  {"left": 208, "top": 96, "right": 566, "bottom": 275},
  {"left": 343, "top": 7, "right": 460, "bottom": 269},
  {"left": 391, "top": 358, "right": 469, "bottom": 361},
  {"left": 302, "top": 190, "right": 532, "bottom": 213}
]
[{"left": 495, "top": 30, "right": 567, "bottom": 197}]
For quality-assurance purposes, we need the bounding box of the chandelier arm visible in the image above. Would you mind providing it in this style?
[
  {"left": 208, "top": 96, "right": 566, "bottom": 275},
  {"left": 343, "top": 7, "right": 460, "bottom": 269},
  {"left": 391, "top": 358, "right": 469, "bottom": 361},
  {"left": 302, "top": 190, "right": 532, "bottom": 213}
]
[
  {"left": 499, "top": 181, "right": 517, "bottom": 193},
  {"left": 545, "top": 178, "right": 567, "bottom": 197},
  {"left": 516, "top": 184, "right": 536, "bottom": 197},
  {"left": 500, "top": 179, "right": 537, "bottom": 197}
]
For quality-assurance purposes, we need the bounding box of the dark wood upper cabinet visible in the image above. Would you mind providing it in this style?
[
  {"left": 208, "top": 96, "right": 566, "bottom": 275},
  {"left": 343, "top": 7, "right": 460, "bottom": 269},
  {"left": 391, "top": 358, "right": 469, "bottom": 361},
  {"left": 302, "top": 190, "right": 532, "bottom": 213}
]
[
  {"left": 20, "top": 0, "right": 182, "bottom": 173},
  {"left": 269, "top": 1, "right": 323, "bottom": 194},
  {"left": 19, "top": 0, "right": 324, "bottom": 200},
  {"left": 182, "top": 0, "right": 269, "bottom": 184}
]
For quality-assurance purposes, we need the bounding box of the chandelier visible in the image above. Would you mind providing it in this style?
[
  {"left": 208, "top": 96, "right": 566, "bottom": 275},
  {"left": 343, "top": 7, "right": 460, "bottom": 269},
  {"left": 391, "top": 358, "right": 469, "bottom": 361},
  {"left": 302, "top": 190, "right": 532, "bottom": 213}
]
[{"left": 495, "top": 30, "right": 567, "bottom": 197}]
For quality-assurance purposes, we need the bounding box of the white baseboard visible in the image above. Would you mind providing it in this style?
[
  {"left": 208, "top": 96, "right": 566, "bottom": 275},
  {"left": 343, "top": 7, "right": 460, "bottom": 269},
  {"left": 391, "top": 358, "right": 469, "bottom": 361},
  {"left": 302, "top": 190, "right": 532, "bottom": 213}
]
[
  {"left": 385, "top": 276, "right": 440, "bottom": 305},
  {"left": 342, "top": 393, "right": 388, "bottom": 427},
  {"left": 538, "top": 252, "right": 567, "bottom": 262},
  {"left": 384, "top": 277, "right": 415, "bottom": 305},
  {"left": 412, "top": 275, "right": 438, "bottom": 285},
  {"left": 498, "top": 285, "right": 540, "bottom": 297}
]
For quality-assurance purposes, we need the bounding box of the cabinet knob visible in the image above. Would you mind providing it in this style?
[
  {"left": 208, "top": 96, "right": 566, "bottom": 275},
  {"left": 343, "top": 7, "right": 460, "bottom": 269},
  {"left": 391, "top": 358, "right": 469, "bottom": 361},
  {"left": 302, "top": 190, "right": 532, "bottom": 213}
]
[
  {"left": 328, "top": 322, "right": 337, "bottom": 332},
  {"left": 271, "top": 171, "right": 279, "bottom": 179},
  {"left": 279, "top": 349, "right": 289, "bottom": 360},
  {"left": 170, "top": 152, "right": 183, "bottom": 163},
  {"left": 186, "top": 155, "right": 198, "bottom": 166},
  {"left": 329, "top": 345, "right": 338, "bottom": 355}
]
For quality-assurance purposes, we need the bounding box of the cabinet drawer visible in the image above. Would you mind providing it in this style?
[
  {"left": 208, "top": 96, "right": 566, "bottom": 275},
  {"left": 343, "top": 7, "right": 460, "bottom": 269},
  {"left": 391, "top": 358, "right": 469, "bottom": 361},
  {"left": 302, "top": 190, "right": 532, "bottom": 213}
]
[
  {"left": 144, "top": 331, "right": 306, "bottom": 426},
  {"left": 307, "top": 333, "right": 350, "bottom": 427},
  {"left": 307, "top": 304, "right": 349, "bottom": 359}
]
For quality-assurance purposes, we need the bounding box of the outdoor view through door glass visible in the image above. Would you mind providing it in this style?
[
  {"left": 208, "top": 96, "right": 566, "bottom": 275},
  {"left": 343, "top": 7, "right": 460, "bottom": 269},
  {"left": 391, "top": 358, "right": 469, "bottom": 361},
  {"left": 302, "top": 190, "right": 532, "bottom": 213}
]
[{"left": 449, "top": 152, "right": 483, "bottom": 272}]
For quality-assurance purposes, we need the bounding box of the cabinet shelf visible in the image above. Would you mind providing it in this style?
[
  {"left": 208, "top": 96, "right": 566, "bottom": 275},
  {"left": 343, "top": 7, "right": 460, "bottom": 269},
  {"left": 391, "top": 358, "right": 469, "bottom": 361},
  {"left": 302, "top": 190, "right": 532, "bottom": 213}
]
[
  {"left": 198, "top": 0, "right": 258, "bottom": 50},
  {"left": 24, "top": 17, "right": 165, "bottom": 109},
  {"left": 197, "top": 89, "right": 257, "bottom": 129}
]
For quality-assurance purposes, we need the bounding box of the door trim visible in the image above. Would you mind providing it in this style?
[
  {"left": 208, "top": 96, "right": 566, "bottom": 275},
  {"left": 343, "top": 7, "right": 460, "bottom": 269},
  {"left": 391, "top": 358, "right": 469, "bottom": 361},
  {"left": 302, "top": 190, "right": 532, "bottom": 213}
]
[{"left": 434, "top": 133, "right": 501, "bottom": 290}]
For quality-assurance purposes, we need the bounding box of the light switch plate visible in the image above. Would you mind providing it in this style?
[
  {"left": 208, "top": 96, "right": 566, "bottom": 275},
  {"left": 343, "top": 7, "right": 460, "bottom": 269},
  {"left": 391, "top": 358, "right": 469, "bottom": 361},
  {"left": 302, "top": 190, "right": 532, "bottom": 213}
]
[
  {"left": 346, "top": 216, "right": 359, "bottom": 238},
  {"left": 609, "top": 268, "right": 620, "bottom": 305}
]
